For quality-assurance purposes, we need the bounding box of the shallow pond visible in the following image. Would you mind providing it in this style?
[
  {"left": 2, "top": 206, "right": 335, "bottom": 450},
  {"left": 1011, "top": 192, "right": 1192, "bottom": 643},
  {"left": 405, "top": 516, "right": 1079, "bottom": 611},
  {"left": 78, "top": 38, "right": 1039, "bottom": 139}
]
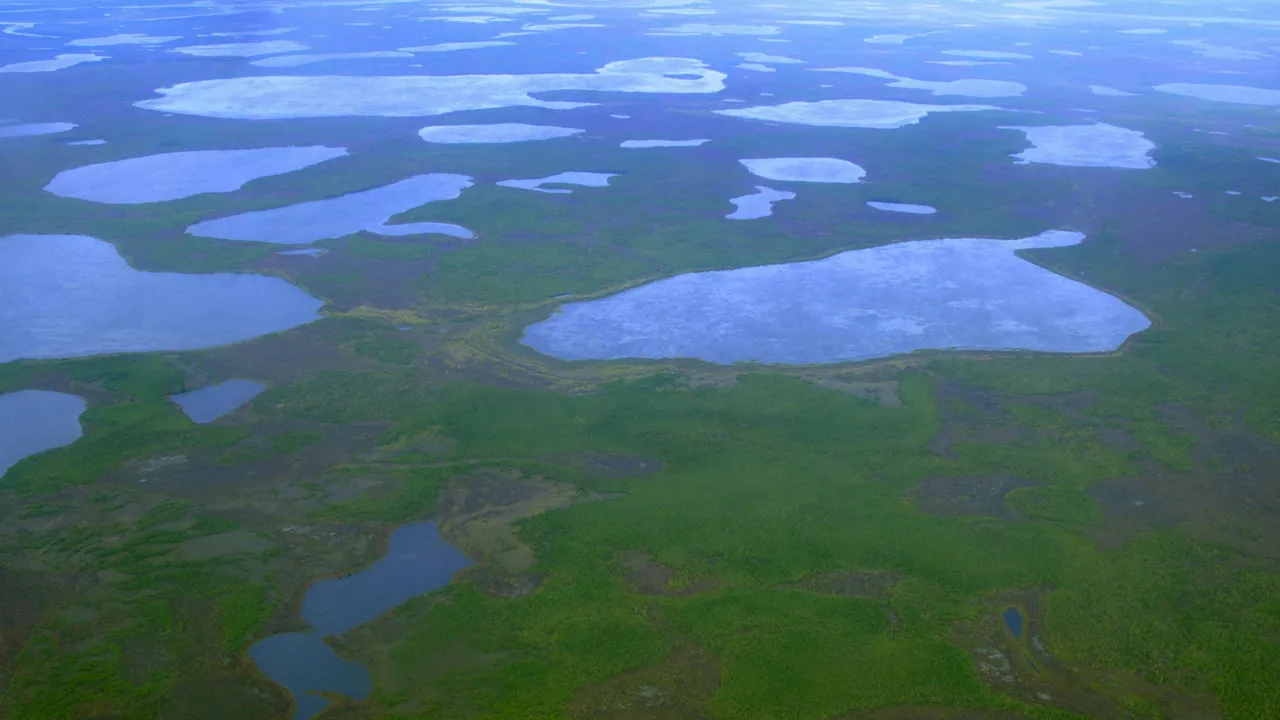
[
  {"left": 740, "top": 157, "right": 865, "bottom": 183},
  {"left": 0, "top": 234, "right": 323, "bottom": 362},
  {"left": 727, "top": 186, "right": 795, "bottom": 219},
  {"left": 715, "top": 98, "right": 1000, "bottom": 129},
  {"left": 186, "top": 174, "right": 473, "bottom": 245},
  {"left": 45, "top": 146, "right": 347, "bottom": 204},
  {"left": 868, "top": 201, "right": 936, "bottom": 215},
  {"left": 621, "top": 138, "right": 709, "bottom": 148},
  {"left": 134, "top": 57, "right": 725, "bottom": 119},
  {"left": 0, "top": 122, "right": 75, "bottom": 137},
  {"left": 1003, "top": 607, "right": 1025, "bottom": 638},
  {"left": 170, "top": 380, "right": 266, "bottom": 424},
  {"left": 522, "top": 230, "right": 1151, "bottom": 365},
  {"left": 815, "top": 66, "right": 1026, "bottom": 98},
  {"left": 1153, "top": 83, "right": 1280, "bottom": 106},
  {"left": 0, "top": 390, "right": 86, "bottom": 478},
  {"left": 498, "top": 171, "right": 616, "bottom": 194},
  {"left": 417, "top": 123, "right": 582, "bottom": 143},
  {"left": 250, "top": 521, "right": 472, "bottom": 720},
  {"left": 1002, "top": 123, "right": 1155, "bottom": 169},
  {"left": 0, "top": 53, "right": 104, "bottom": 73}
]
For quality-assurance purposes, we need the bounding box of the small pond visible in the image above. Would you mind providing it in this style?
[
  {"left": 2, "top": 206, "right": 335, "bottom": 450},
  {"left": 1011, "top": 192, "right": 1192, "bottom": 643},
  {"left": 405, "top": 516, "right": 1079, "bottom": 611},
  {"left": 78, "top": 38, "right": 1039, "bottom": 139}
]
[
  {"left": 498, "top": 171, "right": 616, "bottom": 194},
  {"left": 0, "top": 390, "right": 87, "bottom": 479},
  {"left": 170, "top": 380, "right": 266, "bottom": 424},
  {"left": 1003, "top": 607, "right": 1025, "bottom": 639},
  {"left": 740, "top": 157, "right": 865, "bottom": 183},
  {"left": 868, "top": 201, "right": 936, "bottom": 215},
  {"left": 45, "top": 146, "right": 347, "bottom": 204},
  {"left": 417, "top": 123, "right": 582, "bottom": 143},
  {"left": 1002, "top": 123, "right": 1155, "bottom": 169},
  {"left": 0, "top": 122, "right": 76, "bottom": 137},
  {"left": 187, "top": 174, "right": 473, "bottom": 245},
  {"left": 727, "top": 186, "right": 795, "bottom": 219}
]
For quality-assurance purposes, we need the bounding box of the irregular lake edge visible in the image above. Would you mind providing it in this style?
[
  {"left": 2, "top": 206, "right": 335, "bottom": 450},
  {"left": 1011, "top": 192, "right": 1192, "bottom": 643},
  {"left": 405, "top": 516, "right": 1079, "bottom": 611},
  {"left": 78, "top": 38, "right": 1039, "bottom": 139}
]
[
  {"left": 247, "top": 520, "right": 474, "bottom": 720},
  {"left": 516, "top": 229, "right": 1156, "bottom": 366}
]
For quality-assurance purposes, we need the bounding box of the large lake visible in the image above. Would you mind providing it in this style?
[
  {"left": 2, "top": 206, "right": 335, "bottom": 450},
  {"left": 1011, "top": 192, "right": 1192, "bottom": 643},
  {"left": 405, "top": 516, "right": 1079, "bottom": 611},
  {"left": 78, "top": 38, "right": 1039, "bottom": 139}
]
[
  {"left": 523, "top": 230, "right": 1152, "bottom": 365},
  {"left": 0, "top": 235, "right": 323, "bottom": 362}
]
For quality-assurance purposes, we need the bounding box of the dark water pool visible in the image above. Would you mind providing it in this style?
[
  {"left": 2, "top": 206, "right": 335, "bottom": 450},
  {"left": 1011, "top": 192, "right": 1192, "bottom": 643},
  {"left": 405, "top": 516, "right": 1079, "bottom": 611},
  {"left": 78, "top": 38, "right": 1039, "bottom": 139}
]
[
  {"left": 248, "top": 633, "right": 371, "bottom": 720},
  {"left": 1003, "top": 607, "right": 1024, "bottom": 639},
  {"left": 302, "top": 521, "right": 474, "bottom": 636},
  {"left": 249, "top": 521, "right": 472, "bottom": 720},
  {"left": 0, "top": 389, "right": 86, "bottom": 478},
  {"left": 170, "top": 379, "right": 265, "bottom": 424}
]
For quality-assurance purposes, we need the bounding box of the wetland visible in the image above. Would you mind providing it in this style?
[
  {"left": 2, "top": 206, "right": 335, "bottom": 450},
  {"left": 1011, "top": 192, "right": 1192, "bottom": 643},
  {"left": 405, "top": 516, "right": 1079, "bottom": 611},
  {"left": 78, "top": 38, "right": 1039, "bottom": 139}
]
[{"left": 2, "top": 1, "right": 1280, "bottom": 719}]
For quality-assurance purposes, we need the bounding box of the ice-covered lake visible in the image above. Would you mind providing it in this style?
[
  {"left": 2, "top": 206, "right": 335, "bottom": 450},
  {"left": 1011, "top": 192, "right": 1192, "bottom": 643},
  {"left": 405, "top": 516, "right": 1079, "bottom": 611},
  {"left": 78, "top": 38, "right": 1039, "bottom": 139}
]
[{"left": 522, "top": 231, "right": 1152, "bottom": 365}]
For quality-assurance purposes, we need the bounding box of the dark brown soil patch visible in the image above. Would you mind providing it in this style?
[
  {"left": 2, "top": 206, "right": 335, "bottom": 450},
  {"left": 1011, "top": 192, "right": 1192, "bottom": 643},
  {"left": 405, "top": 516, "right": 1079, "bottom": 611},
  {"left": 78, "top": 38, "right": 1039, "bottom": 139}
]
[
  {"left": 468, "top": 566, "right": 544, "bottom": 599},
  {"left": 553, "top": 453, "right": 664, "bottom": 480},
  {"left": 912, "top": 475, "right": 1041, "bottom": 519},
  {"left": 568, "top": 636, "right": 719, "bottom": 720},
  {"left": 801, "top": 376, "right": 902, "bottom": 408},
  {"left": 1087, "top": 172, "right": 1277, "bottom": 263},
  {"left": 926, "top": 379, "right": 1044, "bottom": 459},
  {"left": 1089, "top": 406, "right": 1280, "bottom": 556},
  {"left": 845, "top": 708, "right": 1030, "bottom": 720},
  {"left": 437, "top": 470, "right": 548, "bottom": 518},
  {"left": 0, "top": 568, "right": 56, "bottom": 697},
  {"left": 788, "top": 570, "right": 901, "bottom": 599},
  {"left": 165, "top": 674, "right": 289, "bottom": 720},
  {"left": 248, "top": 242, "right": 443, "bottom": 313},
  {"left": 436, "top": 470, "right": 587, "bottom": 598},
  {"left": 621, "top": 552, "right": 719, "bottom": 597},
  {"left": 111, "top": 423, "right": 388, "bottom": 515}
]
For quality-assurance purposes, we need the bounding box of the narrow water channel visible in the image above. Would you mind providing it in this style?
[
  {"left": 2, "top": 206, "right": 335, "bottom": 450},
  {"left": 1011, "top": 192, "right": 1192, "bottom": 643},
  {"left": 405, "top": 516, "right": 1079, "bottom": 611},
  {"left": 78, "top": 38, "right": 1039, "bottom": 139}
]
[{"left": 249, "top": 521, "right": 473, "bottom": 720}]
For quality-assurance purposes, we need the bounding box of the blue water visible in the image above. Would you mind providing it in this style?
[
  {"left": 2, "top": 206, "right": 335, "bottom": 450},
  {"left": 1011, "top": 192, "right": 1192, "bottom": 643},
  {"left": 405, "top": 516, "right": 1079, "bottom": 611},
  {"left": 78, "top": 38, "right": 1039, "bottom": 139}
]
[
  {"left": 44, "top": 146, "right": 347, "bottom": 204},
  {"left": 0, "top": 390, "right": 86, "bottom": 478},
  {"left": 186, "top": 174, "right": 473, "bottom": 245},
  {"left": 1003, "top": 607, "right": 1024, "bottom": 639},
  {"left": 170, "top": 379, "right": 266, "bottom": 424},
  {"left": 726, "top": 185, "right": 795, "bottom": 220},
  {"left": 303, "top": 521, "right": 474, "bottom": 635},
  {"left": 249, "top": 633, "right": 371, "bottom": 720},
  {"left": 250, "top": 521, "right": 472, "bottom": 720},
  {"left": 0, "top": 122, "right": 75, "bottom": 137},
  {"left": 1, "top": 234, "right": 323, "bottom": 362},
  {"left": 522, "top": 231, "right": 1151, "bottom": 366}
]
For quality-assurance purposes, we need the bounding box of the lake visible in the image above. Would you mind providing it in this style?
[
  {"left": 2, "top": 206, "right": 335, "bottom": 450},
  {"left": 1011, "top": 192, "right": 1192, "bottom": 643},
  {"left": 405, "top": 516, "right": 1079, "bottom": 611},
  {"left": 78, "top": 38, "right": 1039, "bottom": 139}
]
[{"left": 249, "top": 521, "right": 473, "bottom": 720}]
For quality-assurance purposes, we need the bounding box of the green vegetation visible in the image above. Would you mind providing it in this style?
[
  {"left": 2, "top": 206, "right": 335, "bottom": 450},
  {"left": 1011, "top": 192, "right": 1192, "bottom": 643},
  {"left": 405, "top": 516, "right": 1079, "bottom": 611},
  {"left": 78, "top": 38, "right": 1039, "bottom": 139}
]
[
  {"left": 1048, "top": 532, "right": 1280, "bottom": 719},
  {"left": 337, "top": 239, "right": 1280, "bottom": 720},
  {"left": 0, "top": 496, "right": 279, "bottom": 720},
  {"left": 217, "top": 584, "right": 272, "bottom": 655}
]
